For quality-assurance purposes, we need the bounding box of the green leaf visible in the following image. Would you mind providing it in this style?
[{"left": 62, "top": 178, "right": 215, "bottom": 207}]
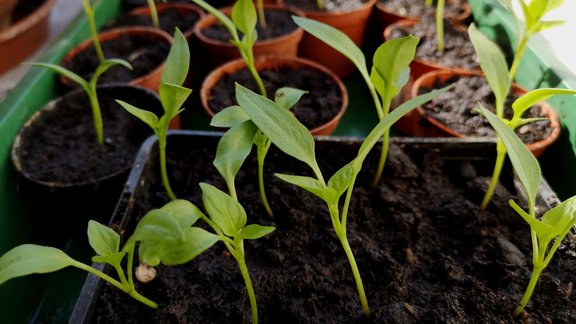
[
  {"left": 214, "top": 121, "right": 257, "bottom": 187},
  {"left": 87, "top": 220, "right": 120, "bottom": 257},
  {"left": 161, "top": 199, "right": 204, "bottom": 228},
  {"left": 536, "top": 19, "right": 565, "bottom": 32},
  {"left": 232, "top": 0, "right": 257, "bottom": 37},
  {"left": 275, "top": 87, "right": 308, "bottom": 110},
  {"left": 235, "top": 83, "right": 319, "bottom": 172},
  {"left": 477, "top": 105, "right": 541, "bottom": 211},
  {"left": 292, "top": 16, "right": 368, "bottom": 77},
  {"left": 239, "top": 224, "right": 276, "bottom": 240},
  {"left": 211, "top": 106, "right": 251, "bottom": 127},
  {"left": 509, "top": 199, "right": 556, "bottom": 242},
  {"left": 127, "top": 209, "right": 185, "bottom": 246},
  {"left": 541, "top": 195, "right": 576, "bottom": 233},
  {"left": 0, "top": 245, "right": 79, "bottom": 285},
  {"left": 468, "top": 24, "right": 510, "bottom": 115},
  {"left": 370, "top": 36, "right": 419, "bottom": 100},
  {"left": 275, "top": 173, "right": 330, "bottom": 201},
  {"left": 92, "top": 58, "right": 132, "bottom": 86},
  {"left": 327, "top": 162, "right": 355, "bottom": 202},
  {"left": 28, "top": 62, "right": 89, "bottom": 93},
  {"left": 200, "top": 182, "right": 247, "bottom": 237},
  {"left": 192, "top": 0, "right": 239, "bottom": 41},
  {"left": 159, "top": 83, "right": 192, "bottom": 120},
  {"left": 162, "top": 28, "right": 190, "bottom": 85},
  {"left": 116, "top": 100, "right": 159, "bottom": 130},
  {"left": 512, "top": 88, "right": 576, "bottom": 118}
]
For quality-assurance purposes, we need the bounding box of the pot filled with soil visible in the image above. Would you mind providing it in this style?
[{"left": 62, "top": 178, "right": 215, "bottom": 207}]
[
  {"left": 200, "top": 56, "right": 348, "bottom": 135},
  {"left": 59, "top": 26, "right": 172, "bottom": 92},
  {"left": 0, "top": 0, "right": 56, "bottom": 74},
  {"left": 407, "top": 69, "right": 560, "bottom": 157},
  {"left": 193, "top": 4, "right": 304, "bottom": 68},
  {"left": 374, "top": 0, "right": 471, "bottom": 30},
  {"left": 283, "top": 0, "right": 377, "bottom": 78},
  {"left": 120, "top": 0, "right": 203, "bottom": 11},
  {"left": 384, "top": 16, "right": 480, "bottom": 79},
  {"left": 69, "top": 131, "right": 576, "bottom": 323}
]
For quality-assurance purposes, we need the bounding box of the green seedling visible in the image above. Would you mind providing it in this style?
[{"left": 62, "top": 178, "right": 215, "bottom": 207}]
[
  {"left": 468, "top": 24, "right": 576, "bottom": 208},
  {"left": 116, "top": 28, "right": 191, "bottom": 201},
  {"left": 146, "top": 0, "right": 160, "bottom": 28},
  {"left": 293, "top": 16, "right": 417, "bottom": 187},
  {"left": 478, "top": 106, "right": 576, "bottom": 317},
  {"left": 498, "top": 0, "right": 566, "bottom": 80},
  {"left": 28, "top": 59, "right": 132, "bottom": 145},
  {"left": 82, "top": 0, "right": 105, "bottom": 63},
  {"left": 435, "top": 0, "right": 446, "bottom": 52},
  {"left": 316, "top": 0, "right": 325, "bottom": 10},
  {"left": 231, "top": 82, "right": 452, "bottom": 316}
]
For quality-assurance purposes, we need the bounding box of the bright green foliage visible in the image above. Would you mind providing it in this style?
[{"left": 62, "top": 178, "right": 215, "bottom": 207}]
[
  {"left": 117, "top": 29, "right": 192, "bottom": 200},
  {"left": 29, "top": 59, "right": 132, "bottom": 145},
  {"left": 233, "top": 82, "right": 452, "bottom": 316}
]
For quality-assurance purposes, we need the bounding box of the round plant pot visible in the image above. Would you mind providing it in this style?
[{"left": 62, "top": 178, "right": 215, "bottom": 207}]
[
  {"left": 0, "top": 0, "right": 55, "bottom": 74},
  {"left": 286, "top": 0, "right": 377, "bottom": 78},
  {"left": 200, "top": 56, "right": 348, "bottom": 135},
  {"left": 193, "top": 4, "right": 304, "bottom": 67},
  {"left": 374, "top": 0, "right": 472, "bottom": 30},
  {"left": 120, "top": 0, "right": 198, "bottom": 11},
  {"left": 59, "top": 26, "right": 173, "bottom": 93},
  {"left": 408, "top": 69, "right": 561, "bottom": 157}
]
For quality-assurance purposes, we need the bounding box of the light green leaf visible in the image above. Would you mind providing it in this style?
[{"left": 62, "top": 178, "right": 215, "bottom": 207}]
[
  {"left": 160, "top": 199, "right": 204, "bottom": 228},
  {"left": 159, "top": 83, "right": 192, "bottom": 120},
  {"left": 232, "top": 0, "right": 257, "bottom": 37},
  {"left": 327, "top": 162, "right": 355, "bottom": 202},
  {"left": 127, "top": 209, "right": 185, "bottom": 246},
  {"left": 477, "top": 105, "right": 541, "bottom": 211},
  {"left": 92, "top": 58, "right": 132, "bottom": 86},
  {"left": 239, "top": 224, "right": 276, "bottom": 240},
  {"left": 200, "top": 182, "right": 247, "bottom": 237},
  {"left": 162, "top": 28, "right": 190, "bottom": 85},
  {"left": 211, "top": 106, "right": 251, "bottom": 127},
  {"left": 509, "top": 199, "right": 556, "bottom": 241},
  {"left": 116, "top": 100, "right": 159, "bottom": 130},
  {"left": 292, "top": 16, "right": 368, "bottom": 77},
  {"left": 28, "top": 63, "right": 89, "bottom": 93},
  {"left": 87, "top": 220, "right": 120, "bottom": 257},
  {"left": 536, "top": 19, "right": 565, "bottom": 32},
  {"left": 468, "top": 23, "right": 510, "bottom": 115},
  {"left": 541, "top": 195, "right": 576, "bottom": 232},
  {"left": 235, "top": 83, "right": 319, "bottom": 172},
  {"left": 214, "top": 121, "right": 257, "bottom": 187},
  {"left": 0, "top": 245, "right": 79, "bottom": 285},
  {"left": 275, "top": 87, "right": 308, "bottom": 110},
  {"left": 512, "top": 88, "right": 576, "bottom": 118},
  {"left": 275, "top": 173, "right": 330, "bottom": 201},
  {"left": 192, "top": 0, "right": 239, "bottom": 41}
]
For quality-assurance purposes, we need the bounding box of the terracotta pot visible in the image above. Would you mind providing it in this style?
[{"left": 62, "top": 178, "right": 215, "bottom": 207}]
[
  {"left": 59, "top": 26, "right": 173, "bottom": 93},
  {"left": 289, "top": 0, "right": 377, "bottom": 78},
  {"left": 200, "top": 56, "right": 348, "bottom": 135},
  {"left": 408, "top": 69, "right": 561, "bottom": 157},
  {"left": 193, "top": 5, "right": 304, "bottom": 67},
  {"left": 0, "top": 0, "right": 55, "bottom": 74},
  {"left": 383, "top": 18, "right": 478, "bottom": 79},
  {"left": 374, "top": 0, "right": 472, "bottom": 30}
]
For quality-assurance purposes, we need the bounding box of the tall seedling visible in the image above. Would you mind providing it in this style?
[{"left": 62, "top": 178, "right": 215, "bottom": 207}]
[
  {"left": 117, "top": 28, "right": 192, "bottom": 201},
  {"left": 146, "top": 0, "right": 160, "bottom": 28},
  {"left": 82, "top": 0, "right": 105, "bottom": 63},
  {"left": 293, "top": 16, "right": 417, "bottom": 186}
]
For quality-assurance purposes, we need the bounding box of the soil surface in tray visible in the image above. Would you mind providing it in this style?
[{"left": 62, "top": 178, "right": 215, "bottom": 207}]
[
  {"left": 390, "top": 13, "right": 479, "bottom": 71},
  {"left": 104, "top": 7, "right": 201, "bottom": 35},
  {"left": 61, "top": 32, "right": 169, "bottom": 85},
  {"left": 92, "top": 135, "right": 576, "bottom": 323},
  {"left": 208, "top": 66, "right": 343, "bottom": 130},
  {"left": 284, "top": 0, "right": 368, "bottom": 12},
  {"left": 419, "top": 75, "right": 552, "bottom": 144},
  {"left": 379, "top": 0, "right": 469, "bottom": 20},
  {"left": 201, "top": 9, "right": 298, "bottom": 41}
]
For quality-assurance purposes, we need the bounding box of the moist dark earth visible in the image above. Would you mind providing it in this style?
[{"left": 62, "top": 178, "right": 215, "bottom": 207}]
[
  {"left": 90, "top": 134, "right": 576, "bottom": 323},
  {"left": 284, "top": 0, "right": 369, "bottom": 12},
  {"left": 419, "top": 75, "right": 552, "bottom": 144},
  {"left": 379, "top": 0, "right": 470, "bottom": 21},
  {"left": 208, "top": 66, "right": 343, "bottom": 131},
  {"left": 104, "top": 7, "right": 201, "bottom": 36}
]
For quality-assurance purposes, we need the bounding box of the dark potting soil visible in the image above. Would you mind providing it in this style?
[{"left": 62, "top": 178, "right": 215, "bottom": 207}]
[
  {"left": 201, "top": 9, "right": 298, "bottom": 42},
  {"left": 390, "top": 13, "right": 480, "bottom": 71},
  {"left": 12, "top": 86, "right": 159, "bottom": 185},
  {"left": 284, "top": 0, "right": 368, "bottom": 12},
  {"left": 61, "top": 33, "right": 170, "bottom": 85},
  {"left": 121, "top": 0, "right": 194, "bottom": 11},
  {"left": 420, "top": 75, "right": 551, "bottom": 144},
  {"left": 91, "top": 134, "right": 576, "bottom": 323},
  {"left": 103, "top": 7, "right": 201, "bottom": 36},
  {"left": 208, "top": 66, "right": 343, "bottom": 130},
  {"left": 379, "top": 0, "right": 469, "bottom": 21}
]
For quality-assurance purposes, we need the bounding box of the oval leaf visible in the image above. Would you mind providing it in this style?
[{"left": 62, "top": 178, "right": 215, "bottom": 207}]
[
  {"left": 161, "top": 199, "right": 205, "bottom": 228},
  {"left": 87, "top": 220, "right": 120, "bottom": 257},
  {"left": 512, "top": 88, "right": 576, "bottom": 117},
  {"left": 275, "top": 173, "right": 329, "bottom": 201},
  {"left": 200, "top": 182, "right": 247, "bottom": 237},
  {"left": 211, "top": 105, "right": 251, "bottom": 128},
  {"left": 116, "top": 99, "right": 159, "bottom": 130},
  {"left": 162, "top": 28, "right": 190, "bottom": 85},
  {"left": 239, "top": 224, "right": 275, "bottom": 240},
  {"left": 275, "top": 87, "right": 308, "bottom": 110},
  {"left": 128, "top": 209, "right": 185, "bottom": 245},
  {"left": 214, "top": 120, "right": 257, "bottom": 187}
]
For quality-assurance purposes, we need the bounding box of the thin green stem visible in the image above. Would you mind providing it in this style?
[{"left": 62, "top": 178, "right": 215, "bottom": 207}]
[
  {"left": 513, "top": 265, "right": 543, "bottom": 316},
  {"left": 316, "top": 0, "right": 325, "bottom": 10},
  {"left": 436, "top": 0, "right": 445, "bottom": 53},
  {"left": 234, "top": 248, "right": 259, "bottom": 324},
  {"left": 337, "top": 231, "right": 370, "bottom": 316},
  {"left": 158, "top": 136, "right": 177, "bottom": 200},
  {"left": 87, "top": 86, "right": 104, "bottom": 145},
  {"left": 371, "top": 91, "right": 392, "bottom": 187},
  {"left": 146, "top": 0, "right": 160, "bottom": 28},
  {"left": 247, "top": 62, "right": 267, "bottom": 98},
  {"left": 126, "top": 242, "right": 136, "bottom": 290},
  {"left": 480, "top": 139, "right": 507, "bottom": 209},
  {"left": 425, "top": 0, "right": 433, "bottom": 7},
  {"left": 256, "top": 0, "right": 266, "bottom": 29},
  {"left": 257, "top": 136, "right": 273, "bottom": 217},
  {"left": 82, "top": 0, "right": 105, "bottom": 63},
  {"left": 509, "top": 34, "right": 529, "bottom": 82}
]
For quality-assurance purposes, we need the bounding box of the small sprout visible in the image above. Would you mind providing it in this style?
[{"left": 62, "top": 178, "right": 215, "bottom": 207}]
[
  {"left": 82, "top": 0, "right": 105, "bottom": 63},
  {"left": 28, "top": 59, "right": 132, "bottom": 145},
  {"left": 117, "top": 28, "right": 192, "bottom": 200},
  {"left": 435, "top": 0, "right": 446, "bottom": 52},
  {"left": 146, "top": 0, "right": 160, "bottom": 28},
  {"left": 135, "top": 263, "right": 157, "bottom": 283}
]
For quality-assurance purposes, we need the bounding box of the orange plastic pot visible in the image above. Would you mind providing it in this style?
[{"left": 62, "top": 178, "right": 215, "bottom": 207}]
[
  {"left": 127, "top": 3, "right": 205, "bottom": 40},
  {"left": 0, "top": 0, "right": 55, "bottom": 74},
  {"left": 409, "top": 69, "right": 561, "bottom": 157},
  {"left": 193, "top": 5, "right": 304, "bottom": 67},
  {"left": 374, "top": 0, "right": 472, "bottom": 31},
  {"left": 200, "top": 56, "right": 348, "bottom": 135},
  {"left": 293, "top": 0, "right": 377, "bottom": 78}
]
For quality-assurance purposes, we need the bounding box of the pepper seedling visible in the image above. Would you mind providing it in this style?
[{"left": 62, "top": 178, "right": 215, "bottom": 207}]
[
  {"left": 116, "top": 28, "right": 192, "bottom": 201},
  {"left": 293, "top": 16, "right": 417, "bottom": 187},
  {"left": 468, "top": 23, "right": 576, "bottom": 208},
  {"left": 232, "top": 82, "right": 452, "bottom": 316},
  {"left": 477, "top": 105, "right": 576, "bottom": 317},
  {"left": 82, "top": 0, "right": 105, "bottom": 63},
  {"left": 146, "top": 0, "right": 160, "bottom": 28},
  {"left": 28, "top": 59, "right": 132, "bottom": 145}
]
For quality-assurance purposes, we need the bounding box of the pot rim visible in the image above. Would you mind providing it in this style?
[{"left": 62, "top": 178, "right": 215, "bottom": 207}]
[{"left": 0, "top": 0, "right": 56, "bottom": 42}]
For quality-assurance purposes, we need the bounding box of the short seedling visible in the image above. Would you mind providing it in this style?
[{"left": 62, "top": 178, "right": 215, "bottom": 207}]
[
  {"left": 117, "top": 28, "right": 192, "bottom": 201},
  {"left": 468, "top": 23, "right": 576, "bottom": 208},
  {"left": 146, "top": 0, "right": 160, "bottom": 28},
  {"left": 82, "top": 0, "right": 105, "bottom": 63},
  {"left": 293, "top": 16, "right": 418, "bottom": 186},
  {"left": 478, "top": 105, "right": 576, "bottom": 317},
  {"left": 28, "top": 59, "right": 132, "bottom": 145},
  {"left": 230, "top": 82, "right": 452, "bottom": 316}
]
